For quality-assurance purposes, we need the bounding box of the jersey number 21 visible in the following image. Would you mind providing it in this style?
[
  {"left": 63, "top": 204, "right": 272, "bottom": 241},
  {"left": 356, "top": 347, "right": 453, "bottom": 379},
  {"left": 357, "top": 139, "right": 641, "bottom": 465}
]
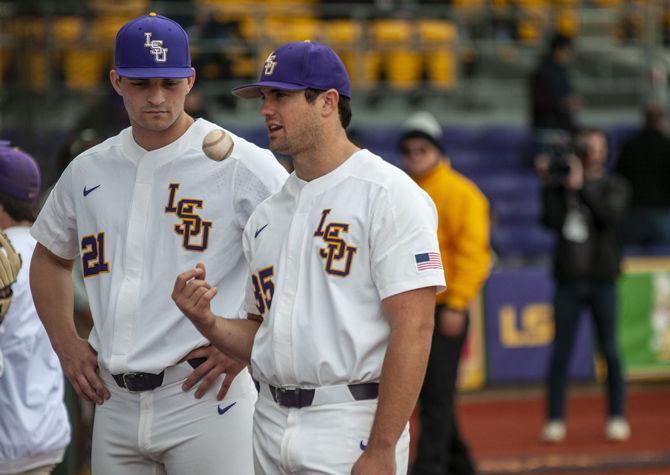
[{"left": 81, "top": 232, "right": 110, "bottom": 277}]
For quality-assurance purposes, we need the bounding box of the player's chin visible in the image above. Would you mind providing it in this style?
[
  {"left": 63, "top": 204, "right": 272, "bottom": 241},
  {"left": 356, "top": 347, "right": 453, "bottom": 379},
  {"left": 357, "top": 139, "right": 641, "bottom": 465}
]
[
  {"left": 140, "top": 114, "right": 175, "bottom": 130},
  {"left": 268, "top": 138, "right": 290, "bottom": 155}
]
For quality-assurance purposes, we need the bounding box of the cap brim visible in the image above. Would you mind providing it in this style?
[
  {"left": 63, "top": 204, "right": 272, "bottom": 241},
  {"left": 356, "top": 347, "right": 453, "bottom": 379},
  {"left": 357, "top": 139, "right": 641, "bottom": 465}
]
[
  {"left": 232, "top": 81, "right": 307, "bottom": 99},
  {"left": 116, "top": 67, "right": 194, "bottom": 79}
]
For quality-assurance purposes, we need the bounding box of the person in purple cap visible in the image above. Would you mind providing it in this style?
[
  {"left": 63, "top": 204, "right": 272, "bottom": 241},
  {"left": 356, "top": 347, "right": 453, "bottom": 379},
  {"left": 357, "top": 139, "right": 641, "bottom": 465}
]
[
  {"left": 29, "top": 13, "right": 287, "bottom": 475},
  {"left": 172, "top": 41, "right": 445, "bottom": 474},
  {"left": 0, "top": 144, "right": 72, "bottom": 475}
]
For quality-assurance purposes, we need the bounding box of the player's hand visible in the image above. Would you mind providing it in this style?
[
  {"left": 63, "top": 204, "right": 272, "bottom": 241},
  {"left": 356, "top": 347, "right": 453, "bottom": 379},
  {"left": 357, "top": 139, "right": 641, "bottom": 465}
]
[
  {"left": 56, "top": 337, "right": 109, "bottom": 405},
  {"left": 181, "top": 344, "right": 246, "bottom": 400},
  {"left": 351, "top": 446, "right": 396, "bottom": 475},
  {"left": 172, "top": 262, "right": 217, "bottom": 336},
  {"left": 438, "top": 307, "right": 467, "bottom": 338}
]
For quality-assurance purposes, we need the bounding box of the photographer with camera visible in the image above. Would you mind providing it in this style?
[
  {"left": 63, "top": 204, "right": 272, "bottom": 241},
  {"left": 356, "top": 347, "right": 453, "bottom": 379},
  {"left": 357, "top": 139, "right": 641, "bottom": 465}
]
[{"left": 540, "top": 128, "right": 632, "bottom": 443}]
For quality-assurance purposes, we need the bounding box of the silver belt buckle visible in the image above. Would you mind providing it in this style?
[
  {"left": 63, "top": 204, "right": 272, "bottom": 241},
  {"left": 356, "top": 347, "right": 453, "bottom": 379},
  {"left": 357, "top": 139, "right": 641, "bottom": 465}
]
[
  {"left": 276, "top": 385, "right": 298, "bottom": 396},
  {"left": 123, "top": 372, "right": 141, "bottom": 388}
]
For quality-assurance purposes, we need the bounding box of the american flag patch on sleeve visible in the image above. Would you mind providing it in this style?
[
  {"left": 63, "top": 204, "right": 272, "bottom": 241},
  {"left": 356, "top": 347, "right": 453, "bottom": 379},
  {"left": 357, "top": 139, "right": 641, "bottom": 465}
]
[{"left": 414, "top": 252, "right": 442, "bottom": 271}]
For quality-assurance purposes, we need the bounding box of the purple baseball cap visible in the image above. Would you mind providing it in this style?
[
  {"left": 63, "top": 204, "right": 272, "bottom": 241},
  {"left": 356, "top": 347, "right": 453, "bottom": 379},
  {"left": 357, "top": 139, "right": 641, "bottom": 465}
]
[
  {"left": 232, "top": 41, "right": 351, "bottom": 99},
  {"left": 114, "top": 13, "right": 193, "bottom": 79},
  {"left": 0, "top": 143, "right": 41, "bottom": 203}
]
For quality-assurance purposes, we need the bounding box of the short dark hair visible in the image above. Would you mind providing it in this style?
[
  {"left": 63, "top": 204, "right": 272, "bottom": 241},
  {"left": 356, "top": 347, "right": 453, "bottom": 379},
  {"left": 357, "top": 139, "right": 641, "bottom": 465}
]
[
  {"left": 0, "top": 191, "right": 38, "bottom": 222},
  {"left": 304, "top": 88, "right": 352, "bottom": 129},
  {"left": 549, "top": 33, "right": 573, "bottom": 54}
]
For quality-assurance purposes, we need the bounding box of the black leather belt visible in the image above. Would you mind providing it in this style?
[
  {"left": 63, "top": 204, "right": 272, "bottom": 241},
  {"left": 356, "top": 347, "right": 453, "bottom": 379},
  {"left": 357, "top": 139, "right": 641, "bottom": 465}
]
[
  {"left": 112, "top": 358, "right": 205, "bottom": 392},
  {"left": 268, "top": 382, "right": 379, "bottom": 408}
]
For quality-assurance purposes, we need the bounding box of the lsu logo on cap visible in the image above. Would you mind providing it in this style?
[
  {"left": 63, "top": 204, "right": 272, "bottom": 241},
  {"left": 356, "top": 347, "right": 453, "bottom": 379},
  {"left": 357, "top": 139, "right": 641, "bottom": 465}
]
[
  {"left": 144, "top": 32, "right": 168, "bottom": 63},
  {"left": 263, "top": 53, "right": 277, "bottom": 76}
]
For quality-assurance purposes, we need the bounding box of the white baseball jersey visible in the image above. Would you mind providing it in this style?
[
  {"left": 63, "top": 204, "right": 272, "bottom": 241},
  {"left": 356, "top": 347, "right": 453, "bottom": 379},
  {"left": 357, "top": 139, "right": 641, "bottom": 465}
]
[
  {"left": 243, "top": 149, "right": 446, "bottom": 388},
  {"left": 0, "top": 226, "right": 70, "bottom": 474},
  {"left": 31, "top": 118, "right": 288, "bottom": 374}
]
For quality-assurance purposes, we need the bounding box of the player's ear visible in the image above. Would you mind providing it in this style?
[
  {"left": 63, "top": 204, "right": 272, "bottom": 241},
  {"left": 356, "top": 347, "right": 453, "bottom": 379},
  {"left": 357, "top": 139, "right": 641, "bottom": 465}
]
[
  {"left": 186, "top": 68, "right": 196, "bottom": 92},
  {"left": 321, "top": 89, "right": 339, "bottom": 118},
  {"left": 109, "top": 70, "right": 123, "bottom": 96}
]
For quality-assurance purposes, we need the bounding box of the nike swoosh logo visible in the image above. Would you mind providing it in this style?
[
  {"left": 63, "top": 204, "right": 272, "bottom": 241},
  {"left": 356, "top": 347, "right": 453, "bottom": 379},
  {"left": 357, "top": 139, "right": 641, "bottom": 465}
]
[
  {"left": 360, "top": 440, "right": 367, "bottom": 451},
  {"left": 83, "top": 185, "right": 101, "bottom": 197},
  {"left": 254, "top": 224, "right": 269, "bottom": 239},
  {"left": 217, "top": 402, "right": 236, "bottom": 415}
]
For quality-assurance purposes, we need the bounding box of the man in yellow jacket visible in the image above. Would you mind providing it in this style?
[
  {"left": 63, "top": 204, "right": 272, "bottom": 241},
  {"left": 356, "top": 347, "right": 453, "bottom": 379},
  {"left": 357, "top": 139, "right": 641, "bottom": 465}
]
[{"left": 399, "top": 112, "right": 491, "bottom": 475}]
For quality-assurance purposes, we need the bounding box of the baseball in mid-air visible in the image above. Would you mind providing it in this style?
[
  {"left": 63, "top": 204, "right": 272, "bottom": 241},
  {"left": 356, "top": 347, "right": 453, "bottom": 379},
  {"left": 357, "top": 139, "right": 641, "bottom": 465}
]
[{"left": 202, "top": 129, "right": 234, "bottom": 162}]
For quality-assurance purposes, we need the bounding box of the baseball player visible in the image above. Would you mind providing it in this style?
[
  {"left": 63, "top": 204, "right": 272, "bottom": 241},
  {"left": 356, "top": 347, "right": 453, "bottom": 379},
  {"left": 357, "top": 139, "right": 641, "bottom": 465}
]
[
  {"left": 29, "top": 13, "right": 287, "bottom": 474},
  {"left": 172, "top": 41, "right": 446, "bottom": 474},
  {"left": 0, "top": 144, "right": 71, "bottom": 475}
]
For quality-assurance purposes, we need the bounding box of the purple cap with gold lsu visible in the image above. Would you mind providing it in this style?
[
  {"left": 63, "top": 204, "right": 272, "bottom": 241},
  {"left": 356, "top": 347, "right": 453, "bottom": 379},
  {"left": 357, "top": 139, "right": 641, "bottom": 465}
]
[
  {"left": 0, "top": 142, "right": 41, "bottom": 203},
  {"left": 114, "top": 12, "right": 193, "bottom": 78},
  {"left": 233, "top": 41, "right": 351, "bottom": 99}
]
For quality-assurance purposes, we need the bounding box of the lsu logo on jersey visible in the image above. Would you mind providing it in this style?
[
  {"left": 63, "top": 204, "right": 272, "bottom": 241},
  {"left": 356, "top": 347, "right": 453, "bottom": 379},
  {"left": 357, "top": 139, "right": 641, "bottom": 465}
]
[
  {"left": 144, "top": 32, "right": 168, "bottom": 63},
  {"left": 165, "top": 183, "right": 212, "bottom": 252},
  {"left": 313, "top": 209, "right": 357, "bottom": 277}
]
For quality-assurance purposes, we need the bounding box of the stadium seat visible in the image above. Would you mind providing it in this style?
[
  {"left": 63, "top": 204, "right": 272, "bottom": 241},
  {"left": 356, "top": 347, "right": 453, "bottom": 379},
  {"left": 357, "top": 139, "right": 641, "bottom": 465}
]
[
  {"left": 53, "top": 16, "right": 84, "bottom": 44},
  {"left": 492, "top": 224, "right": 555, "bottom": 258},
  {"left": 417, "top": 19, "right": 458, "bottom": 90},
  {"left": 91, "top": 15, "right": 134, "bottom": 43},
  {"left": 517, "top": 0, "right": 550, "bottom": 44},
  {"left": 63, "top": 49, "right": 108, "bottom": 91},
  {"left": 370, "top": 19, "right": 421, "bottom": 91},
  {"left": 555, "top": 7, "right": 579, "bottom": 36},
  {"left": 263, "top": 16, "right": 320, "bottom": 43},
  {"left": 492, "top": 199, "right": 542, "bottom": 226}
]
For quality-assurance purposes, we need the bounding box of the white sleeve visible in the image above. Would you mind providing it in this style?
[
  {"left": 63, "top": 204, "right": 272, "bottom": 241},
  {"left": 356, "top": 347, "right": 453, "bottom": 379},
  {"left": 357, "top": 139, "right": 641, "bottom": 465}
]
[
  {"left": 370, "top": 178, "right": 446, "bottom": 300},
  {"left": 232, "top": 148, "right": 288, "bottom": 230},
  {"left": 30, "top": 164, "right": 79, "bottom": 259}
]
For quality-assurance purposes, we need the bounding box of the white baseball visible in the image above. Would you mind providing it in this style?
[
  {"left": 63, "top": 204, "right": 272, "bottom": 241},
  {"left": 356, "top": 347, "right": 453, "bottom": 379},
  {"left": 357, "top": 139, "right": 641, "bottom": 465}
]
[{"left": 202, "top": 129, "right": 234, "bottom": 162}]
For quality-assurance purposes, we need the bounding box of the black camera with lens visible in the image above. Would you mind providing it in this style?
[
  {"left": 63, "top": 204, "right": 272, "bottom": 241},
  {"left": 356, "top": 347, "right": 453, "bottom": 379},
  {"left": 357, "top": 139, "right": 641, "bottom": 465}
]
[{"left": 541, "top": 132, "right": 574, "bottom": 185}]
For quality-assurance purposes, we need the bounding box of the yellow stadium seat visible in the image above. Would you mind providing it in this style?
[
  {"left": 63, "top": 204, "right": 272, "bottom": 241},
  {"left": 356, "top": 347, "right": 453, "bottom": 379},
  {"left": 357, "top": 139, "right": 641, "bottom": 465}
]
[
  {"left": 371, "top": 19, "right": 413, "bottom": 44},
  {"left": 418, "top": 20, "right": 458, "bottom": 90},
  {"left": 12, "top": 18, "right": 46, "bottom": 41},
  {"left": 263, "top": 16, "right": 321, "bottom": 43},
  {"left": 418, "top": 19, "right": 457, "bottom": 43},
  {"left": 517, "top": 2, "right": 550, "bottom": 44},
  {"left": 91, "top": 16, "right": 134, "bottom": 44},
  {"left": 370, "top": 19, "right": 421, "bottom": 91},
  {"left": 593, "top": 0, "right": 623, "bottom": 5},
  {"left": 324, "top": 19, "right": 362, "bottom": 45},
  {"left": 90, "top": 0, "right": 147, "bottom": 16},
  {"left": 555, "top": 8, "right": 579, "bottom": 36},
  {"left": 53, "top": 16, "right": 84, "bottom": 44},
  {"left": 27, "top": 52, "right": 47, "bottom": 91},
  {"left": 63, "top": 49, "right": 108, "bottom": 91}
]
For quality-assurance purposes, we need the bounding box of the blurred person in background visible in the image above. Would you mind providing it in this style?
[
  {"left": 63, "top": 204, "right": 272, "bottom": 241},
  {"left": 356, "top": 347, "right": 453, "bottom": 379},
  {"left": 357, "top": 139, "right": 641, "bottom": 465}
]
[
  {"left": 540, "top": 128, "right": 631, "bottom": 443},
  {"left": 529, "top": 33, "right": 582, "bottom": 135},
  {"left": 399, "top": 112, "right": 491, "bottom": 475},
  {"left": 615, "top": 105, "right": 670, "bottom": 246},
  {"left": 0, "top": 143, "right": 71, "bottom": 475}
]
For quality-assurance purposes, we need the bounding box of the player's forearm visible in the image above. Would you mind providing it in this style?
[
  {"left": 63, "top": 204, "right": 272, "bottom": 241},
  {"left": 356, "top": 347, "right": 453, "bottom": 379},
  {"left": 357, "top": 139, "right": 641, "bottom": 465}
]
[
  {"left": 29, "top": 244, "right": 78, "bottom": 352},
  {"left": 368, "top": 288, "right": 435, "bottom": 450},
  {"left": 200, "top": 316, "right": 260, "bottom": 364}
]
